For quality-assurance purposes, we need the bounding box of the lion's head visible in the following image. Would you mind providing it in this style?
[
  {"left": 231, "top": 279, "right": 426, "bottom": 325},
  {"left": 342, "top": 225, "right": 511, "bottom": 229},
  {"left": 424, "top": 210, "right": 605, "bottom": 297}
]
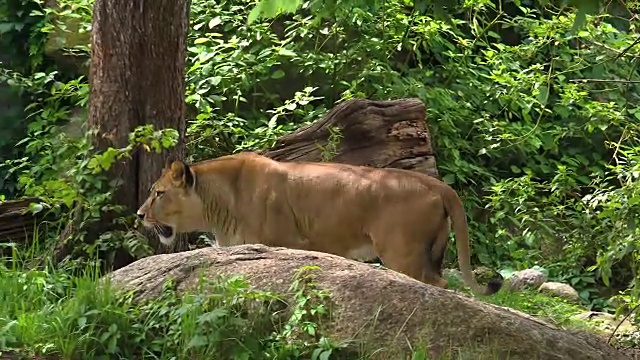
[{"left": 136, "top": 160, "right": 203, "bottom": 245}]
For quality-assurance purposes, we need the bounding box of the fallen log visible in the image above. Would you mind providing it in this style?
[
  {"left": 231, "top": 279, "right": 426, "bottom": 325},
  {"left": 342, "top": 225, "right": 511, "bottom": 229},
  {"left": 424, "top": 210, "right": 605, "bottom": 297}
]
[
  {"left": 0, "top": 197, "right": 54, "bottom": 250},
  {"left": 261, "top": 97, "right": 440, "bottom": 178}
]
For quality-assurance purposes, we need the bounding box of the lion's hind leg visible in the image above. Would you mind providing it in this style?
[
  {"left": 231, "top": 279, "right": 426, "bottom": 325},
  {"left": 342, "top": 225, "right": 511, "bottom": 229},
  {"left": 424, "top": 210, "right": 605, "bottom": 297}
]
[
  {"left": 373, "top": 233, "right": 447, "bottom": 289},
  {"left": 426, "top": 217, "right": 451, "bottom": 289}
]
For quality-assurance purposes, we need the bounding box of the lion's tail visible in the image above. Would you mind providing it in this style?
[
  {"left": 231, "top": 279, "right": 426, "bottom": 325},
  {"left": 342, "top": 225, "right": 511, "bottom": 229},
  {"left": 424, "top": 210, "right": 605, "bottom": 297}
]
[{"left": 441, "top": 185, "right": 502, "bottom": 296}]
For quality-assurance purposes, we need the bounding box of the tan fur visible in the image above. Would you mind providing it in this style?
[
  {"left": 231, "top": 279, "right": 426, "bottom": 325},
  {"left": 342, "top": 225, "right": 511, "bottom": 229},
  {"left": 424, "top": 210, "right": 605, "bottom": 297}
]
[{"left": 136, "top": 152, "right": 502, "bottom": 295}]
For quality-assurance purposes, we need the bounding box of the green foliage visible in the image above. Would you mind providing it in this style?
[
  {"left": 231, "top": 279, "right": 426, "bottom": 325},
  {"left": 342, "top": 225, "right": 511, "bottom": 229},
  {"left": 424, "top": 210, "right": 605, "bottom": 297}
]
[
  {"left": 4, "top": 0, "right": 640, "bottom": 320},
  {"left": 0, "top": 66, "right": 180, "bottom": 269},
  {"left": 5, "top": 0, "right": 640, "bottom": 355},
  {"left": 0, "top": 253, "right": 351, "bottom": 359},
  {"left": 270, "top": 265, "right": 342, "bottom": 359},
  {"left": 447, "top": 269, "right": 586, "bottom": 326},
  {"left": 318, "top": 126, "right": 343, "bottom": 162},
  {"left": 185, "top": 0, "right": 329, "bottom": 160},
  {"left": 0, "top": 0, "right": 46, "bottom": 197},
  {"left": 247, "top": 0, "right": 608, "bottom": 30},
  {"left": 0, "top": 0, "right": 186, "bottom": 269},
  {"left": 0, "top": 0, "right": 47, "bottom": 71}
]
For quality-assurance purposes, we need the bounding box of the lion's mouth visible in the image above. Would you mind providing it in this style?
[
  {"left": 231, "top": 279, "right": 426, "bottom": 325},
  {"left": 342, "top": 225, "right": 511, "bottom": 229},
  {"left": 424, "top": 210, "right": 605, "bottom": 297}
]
[{"left": 154, "top": 223, "right": 174, "bottom": 239}]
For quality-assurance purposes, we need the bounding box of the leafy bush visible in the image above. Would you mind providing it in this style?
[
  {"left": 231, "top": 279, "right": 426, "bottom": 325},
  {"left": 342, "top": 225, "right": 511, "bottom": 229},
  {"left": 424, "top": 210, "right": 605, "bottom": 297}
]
[{"left": 0, "top": 260, "right": 344, "bottom": 359}]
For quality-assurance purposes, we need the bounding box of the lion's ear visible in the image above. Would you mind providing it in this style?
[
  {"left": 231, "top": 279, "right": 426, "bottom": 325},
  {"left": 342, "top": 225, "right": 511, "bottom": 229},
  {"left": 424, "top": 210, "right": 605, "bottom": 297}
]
[
  {"left": 164, "top": 156, "right": 175, "bottom": 169},
  {"left": 169, "top": 160, "right": 195, "bottom": 188}
]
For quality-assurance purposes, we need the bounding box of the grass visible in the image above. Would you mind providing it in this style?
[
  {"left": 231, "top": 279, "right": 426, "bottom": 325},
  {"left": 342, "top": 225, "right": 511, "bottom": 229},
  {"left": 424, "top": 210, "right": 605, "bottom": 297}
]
[
  {"left": 0, "top": 248, "right": 620, "bottom": 360},
  {"left": 0, "top": 259, "right": 350, "bottom": 360},
  {"left": 446, "top": 270, "right": 591, "bottom": 331},
  {"left": 483, "top": 288, "right": 588, "bottom": 327}
]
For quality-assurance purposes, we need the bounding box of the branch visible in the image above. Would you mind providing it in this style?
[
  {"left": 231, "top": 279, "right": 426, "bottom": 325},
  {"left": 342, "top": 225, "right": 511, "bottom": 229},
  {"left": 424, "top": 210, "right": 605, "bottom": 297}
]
[
  {"left": 615, "top": 35, "right": 640, "bottom": 61},
  {"left": 569, "top": 78, "right": 640, "bottom": 84}
]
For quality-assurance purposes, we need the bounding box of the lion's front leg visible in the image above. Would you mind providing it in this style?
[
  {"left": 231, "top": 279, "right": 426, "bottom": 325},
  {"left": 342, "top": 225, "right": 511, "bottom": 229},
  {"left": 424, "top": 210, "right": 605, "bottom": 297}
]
[{"left": 211, "top": 232, "right": 241, "bottom": 247}]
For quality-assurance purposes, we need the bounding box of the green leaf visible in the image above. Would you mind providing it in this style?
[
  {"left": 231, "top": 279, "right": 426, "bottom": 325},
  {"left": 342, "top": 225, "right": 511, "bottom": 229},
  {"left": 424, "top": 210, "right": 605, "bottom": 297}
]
[
  {"left": 247, "top": 5, "right": 263, "bottom": 24},
  {"left": 311, "top": 348, "right": 323, "bottom": 360},
  {"left": 498, "top": 268, "right": 517, "bottom": 279},
  {"left": 107, "top": 336, "right": 118, "bottom": 353},
  {"left": 568, "top": 0, "right": 601, "bottom": 34},
  {"left": 235, "top": 353, "right": 251, "bottom": 360},
  {"left": 537, "top": 84, "right": 549, "bottom": 104},
  {"left": 581, "top": 276, "right": 596, "bottom": 284},
  {"left": 320, "top": 349, "right": 332, "bottom": 360},
  {"left": 414, "top": 0, "right": 428, "bottom": 12},
  {"left": 248, "top": 0, "right": 289, "bottom": 24},
  {"left": 579, "top": 289, "right": 591, "bottom": 300},
  {"left": 271, "top": 69, "right": 285, "bottom": 79},
  {"left": 187, "top": 335, "right": 209, "bottom": 348},
  {"left": 197, "top": 308, "right": 228, "bottom": 324},
  {"left": 442, "top": 173, "right": 455, "bottom": 185},
  {"left": 432, "top": 0, "right": 456, "bottom": 23},
  {"left": 280, "top": 0, "right": 303, "bottom": 13},
  {"left": 277, "top": 48, "right": 296, "bottom": 57},
  {"left": 0, "top": 22, "right": 14, "bottom": 34},
  {"left": 262, "top": 0, "right": 282, "bottom": 17},
  {"left": 208, "top": 16, "right": 222, "bottom": 29},
  {"left": 28, "top": 202, "right": 44, "bottom": 214}
]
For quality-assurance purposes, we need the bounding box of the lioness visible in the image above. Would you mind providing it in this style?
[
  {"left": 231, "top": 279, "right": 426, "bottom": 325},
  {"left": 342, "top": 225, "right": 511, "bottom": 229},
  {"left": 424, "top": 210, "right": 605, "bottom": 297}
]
[{"left": 136, "top": 152, "right": 502, "bottom": 296}]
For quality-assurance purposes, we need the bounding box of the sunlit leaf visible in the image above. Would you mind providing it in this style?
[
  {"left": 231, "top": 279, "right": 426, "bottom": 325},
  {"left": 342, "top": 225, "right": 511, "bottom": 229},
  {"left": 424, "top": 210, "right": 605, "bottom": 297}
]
[{"left": 208, "top": 16, "right": 222, "bottom": 29}]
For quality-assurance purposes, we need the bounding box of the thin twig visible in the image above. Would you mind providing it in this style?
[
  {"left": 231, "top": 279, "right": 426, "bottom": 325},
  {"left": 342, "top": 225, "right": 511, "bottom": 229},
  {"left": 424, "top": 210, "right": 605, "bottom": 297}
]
[
  {"left": 586, "top": 39, "right": 626, "bottom": 54},
  {"left": 615, "top": 35, "right": 640, "bottom": 61},
  {"left": 607, "top": 302, "right": 640, "bottom": 344},
  {"left": 569, "top": 79, "right": 640, "bottom": 83}
]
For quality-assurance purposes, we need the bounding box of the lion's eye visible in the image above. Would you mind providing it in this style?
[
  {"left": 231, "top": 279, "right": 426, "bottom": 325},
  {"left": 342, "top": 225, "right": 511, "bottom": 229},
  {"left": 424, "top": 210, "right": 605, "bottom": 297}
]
[{"left": 155, "top": 190, "right": 165, "bottom": 197}]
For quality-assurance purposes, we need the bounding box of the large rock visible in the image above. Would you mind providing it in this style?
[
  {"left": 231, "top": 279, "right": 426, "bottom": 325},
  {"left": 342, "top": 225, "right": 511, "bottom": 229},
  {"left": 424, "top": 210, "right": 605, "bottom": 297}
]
[
  {"left": 572, "top": 311, "right": 638, "bottom": 338},
  {"left": 506, "top": 268, "right": 548, "bottom": 291},
  {"left": 538, "top": 281, "right": 581, "bottom": 304},
  {"left": 105, "top": 244, "right": 627, "bottom": 359}
]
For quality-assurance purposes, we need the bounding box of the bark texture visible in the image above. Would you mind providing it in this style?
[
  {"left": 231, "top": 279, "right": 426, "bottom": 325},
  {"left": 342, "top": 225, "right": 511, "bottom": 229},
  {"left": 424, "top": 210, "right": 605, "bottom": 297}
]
[
  {"left": 261, "top": 98, "right": 440, "bottom": 179},
  {"left": 0, "top": 198, "right": 55, "bottom": 252},
  {"left": 86, "top": 0, "right": 192, "bottom": 264}
]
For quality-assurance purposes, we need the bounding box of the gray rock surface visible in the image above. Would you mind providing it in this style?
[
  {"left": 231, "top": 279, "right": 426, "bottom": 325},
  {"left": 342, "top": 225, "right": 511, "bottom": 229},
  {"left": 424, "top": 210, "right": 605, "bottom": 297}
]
[
  {"left": 539, "top": 281, "right": 581, "bottom": 303},
  {"left": 506, "top": 268, "right": 548, "bottom": 291},
  {"left": 105, "top": 244, "right": 628, "bottom": 360}
]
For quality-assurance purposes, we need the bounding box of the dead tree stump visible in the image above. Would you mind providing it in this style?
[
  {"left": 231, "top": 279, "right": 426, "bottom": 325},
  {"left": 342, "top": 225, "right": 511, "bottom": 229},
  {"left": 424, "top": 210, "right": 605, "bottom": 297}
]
[
  {"left": 261, "top": 98, "right": 439, "bottom": 178},
  {"left": 0, "top": 197, "right": 57, "bottom": 255}
]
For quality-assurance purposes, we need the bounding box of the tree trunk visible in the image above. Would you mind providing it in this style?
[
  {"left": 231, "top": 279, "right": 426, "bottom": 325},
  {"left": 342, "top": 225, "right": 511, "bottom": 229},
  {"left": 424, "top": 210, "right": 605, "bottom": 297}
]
[
  {"left": 261, "top": 98, "right": 440, "bottom": 179},
  {"left": 84, "top": 0, "right": 192, "bottom": 268}
]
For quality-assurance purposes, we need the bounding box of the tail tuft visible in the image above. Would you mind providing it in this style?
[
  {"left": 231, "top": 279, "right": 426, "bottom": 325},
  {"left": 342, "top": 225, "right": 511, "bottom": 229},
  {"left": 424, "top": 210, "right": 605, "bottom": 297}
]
[{"left": 485, "top": 278, "right": 503, "bottom": 295}]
